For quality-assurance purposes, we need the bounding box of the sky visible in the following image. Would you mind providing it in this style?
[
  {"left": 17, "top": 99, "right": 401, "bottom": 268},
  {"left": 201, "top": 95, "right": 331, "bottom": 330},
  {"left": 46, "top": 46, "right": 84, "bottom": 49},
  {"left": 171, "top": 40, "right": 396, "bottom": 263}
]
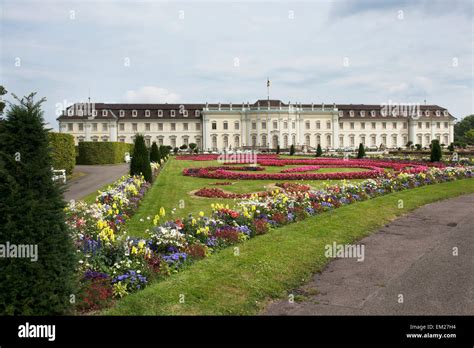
[{"left": 1, "top": 0, "right": 473, "bottom": 128}]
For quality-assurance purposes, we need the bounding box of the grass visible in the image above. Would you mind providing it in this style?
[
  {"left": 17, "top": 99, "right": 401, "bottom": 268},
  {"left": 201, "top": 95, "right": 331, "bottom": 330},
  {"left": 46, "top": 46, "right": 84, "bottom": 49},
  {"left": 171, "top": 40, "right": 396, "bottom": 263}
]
[
  {"left": 125, "top": 158, "right": 366, "bottom": 237},
  {"left": 104, "top": 177, "right": 474, "bottom": 315}
]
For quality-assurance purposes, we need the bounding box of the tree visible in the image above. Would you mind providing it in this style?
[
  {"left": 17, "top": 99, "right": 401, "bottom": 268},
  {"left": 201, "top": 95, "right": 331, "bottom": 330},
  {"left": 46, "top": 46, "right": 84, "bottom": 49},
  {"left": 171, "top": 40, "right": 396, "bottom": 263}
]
[
  {"left": 415, "top": 144, "right": 422, "bottom": 150},
  {"left": 276, "top": 145, "right": 280, "bottom": 154},
  {"left": 0, "top": 85, "right": 7, "bottom": 116},
  {"left": 430, "top": 139, "right": 442, "bottom": 162},
  {"left": 357, "top": 143, "right": 365, "bottom": 159},
  {"left": 464, "top": 129, "right": 474, "bottom": 145},
  {"left": 180, "top": 144, "right": 188, "bottom": 150},
  {"left": 173, "top": 147, "right": 179, "bottom": 155},
  {"left": 189, "top": 143, "right": 197, "bottom": 152},
  {"left": 316, "top": 144, "right": 322, "bottom": 157},
  {"left": 0, "top": 93, "right": 77, "bottom": 314},
  {"left": 454, "top": 115, "right": 474, "bottom": 143},
  {"left": 406, "top": 141, "right": 413, "bottom": 149},
  {"left": 149, "top": 141, "right": 161, "bottom": 163},
  {"left": 447, "top": 143, "right": 454, "bottom": 151},
  {"left": 289, "top": 144, "right": 295, "bottom": 156},
  {"left": 130, "top": 134, "right": 152, "bottom": 182}
]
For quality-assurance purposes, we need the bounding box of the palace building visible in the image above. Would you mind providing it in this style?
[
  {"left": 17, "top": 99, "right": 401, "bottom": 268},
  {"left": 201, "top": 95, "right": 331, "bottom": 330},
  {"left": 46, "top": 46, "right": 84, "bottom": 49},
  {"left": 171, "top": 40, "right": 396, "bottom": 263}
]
[{"left": 57, "top": 99, "right": 455, "bottom": 151}]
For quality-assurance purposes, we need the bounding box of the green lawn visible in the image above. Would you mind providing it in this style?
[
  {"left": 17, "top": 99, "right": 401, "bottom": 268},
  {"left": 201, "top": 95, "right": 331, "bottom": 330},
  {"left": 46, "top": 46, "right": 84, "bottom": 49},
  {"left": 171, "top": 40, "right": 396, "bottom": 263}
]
[
  {"left": 124, "top": 158, "right": 366, "bottom": 237},
  {"left": 104, "top": 178, "right": 474, "bottom": 315}
]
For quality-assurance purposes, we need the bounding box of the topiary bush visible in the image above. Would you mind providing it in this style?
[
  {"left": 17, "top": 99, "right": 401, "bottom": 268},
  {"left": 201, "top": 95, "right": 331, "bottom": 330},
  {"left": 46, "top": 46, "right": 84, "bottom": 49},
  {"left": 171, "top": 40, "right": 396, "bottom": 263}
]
[
  {"left": 130, "top": 134, "right": 152, "bottom": 182},
  {"left": 0, "top": 93, "right": 77, "bottom": 315},
  {"left": 290, "top": 144, "right": 295, "bottom": 156},
  {"left": 48, "top": 132, "right": 75, "bottom": 174},
  {"left": 150, "top": 141, "right": 161, "bottom": 163},
  {"left": 430, "top": 139, "right": 442, "bottom": 162},
  {"left": 316, "top": 144, "right": 322, "bottom": 157},
  {"left": 77, "top": 142, "right": 132, "bottom": 165},
  {"left": 357, "top": 143, "right": 365, "bottom": 159}
]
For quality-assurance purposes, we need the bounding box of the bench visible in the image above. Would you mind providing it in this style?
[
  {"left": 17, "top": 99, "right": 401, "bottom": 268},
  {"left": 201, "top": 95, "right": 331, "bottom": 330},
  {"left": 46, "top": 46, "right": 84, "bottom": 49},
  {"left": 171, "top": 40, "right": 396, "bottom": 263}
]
[{"left": 52, "top": 168, "right": 67, "bottom": 184}]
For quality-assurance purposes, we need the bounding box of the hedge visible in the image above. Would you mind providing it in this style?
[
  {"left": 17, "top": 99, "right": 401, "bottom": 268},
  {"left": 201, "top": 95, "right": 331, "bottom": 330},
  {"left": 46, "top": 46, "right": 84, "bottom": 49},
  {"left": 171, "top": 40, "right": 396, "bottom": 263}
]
[
  {"left": 77, "top": 142, "right": 133, "bottom": 165},
  {"left": 48, "top": 132, "right": 76, "bottom": 174}
]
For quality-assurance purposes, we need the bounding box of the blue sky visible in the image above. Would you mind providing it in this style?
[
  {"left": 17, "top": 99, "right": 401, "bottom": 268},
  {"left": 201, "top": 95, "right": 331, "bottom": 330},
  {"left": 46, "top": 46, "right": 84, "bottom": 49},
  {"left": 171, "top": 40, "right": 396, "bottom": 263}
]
[{"left": 1, "top": 0, "right": 472, "bottom": 128}]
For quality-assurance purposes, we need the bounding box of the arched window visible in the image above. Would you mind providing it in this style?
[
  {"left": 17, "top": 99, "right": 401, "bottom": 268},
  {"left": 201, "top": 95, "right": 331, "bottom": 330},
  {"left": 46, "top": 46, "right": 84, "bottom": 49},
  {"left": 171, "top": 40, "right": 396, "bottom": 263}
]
[
  {"left": 326, "top": 135, "right": 331, "bottom": 147},
  {"left": 251, "top": 135, "right": 257, "bottom": 147},
  {"left": 211, "top": 136, "right": 217, "bottom": 149},
  {"left": 305, "top": 135, "right": 310, "bottom": 146},
  {"left": 234, "top": 135, "right": 240, "bottom": 148},
  {"left": 283, "top": 135, "right": 288, "bottom": 148},
  {"left": 292, "top": 135, "right": 296, "bottom": 145},
  {"left": 223, "top": 135, "right": 229, "bottom": 148},
  {"left": 261, "top": 135, "right": 267, "bottom": 147},
  {"left": 272, "top": 135, "right": 279, "bottom": 149},
  {"left": 316, "top": 134, "right": 321, "bottom": 145}
]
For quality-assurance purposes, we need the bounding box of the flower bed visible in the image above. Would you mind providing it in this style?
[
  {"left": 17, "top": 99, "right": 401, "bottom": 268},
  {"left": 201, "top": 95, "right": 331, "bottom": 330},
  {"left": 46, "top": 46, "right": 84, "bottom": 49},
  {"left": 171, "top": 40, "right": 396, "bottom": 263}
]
[
  {"left": 194, "top": 182, "right": 311, "bottom": 199},
  {"left": 67, "top": 164, "right": 473, "bottom": 311}
]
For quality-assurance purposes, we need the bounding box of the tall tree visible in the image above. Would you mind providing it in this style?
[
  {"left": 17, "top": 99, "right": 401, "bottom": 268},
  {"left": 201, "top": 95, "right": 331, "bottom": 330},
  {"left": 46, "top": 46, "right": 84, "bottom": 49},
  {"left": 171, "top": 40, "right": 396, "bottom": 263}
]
[
  {"left": 149, "top": 141, "right": 161, "bottom": 163},
  {"left": 430, "top": 139, "right": 442, "bottom": 162},
  {"left": 130, "top": 134, "right": 152, "bottom": 182},
  {"left": 0, "top": 93, "right": 77, "bottom": 315},
  {"left": 357, "top": 143, "right": 365, "bottom": 159},
  {"left": 316, "top": 144, "right": 322, "bottom": 157}
]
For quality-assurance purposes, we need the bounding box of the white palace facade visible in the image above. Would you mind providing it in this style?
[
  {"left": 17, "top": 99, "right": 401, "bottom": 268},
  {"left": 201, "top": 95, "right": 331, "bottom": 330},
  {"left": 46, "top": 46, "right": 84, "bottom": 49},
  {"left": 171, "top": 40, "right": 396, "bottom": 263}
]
[{"left": 57, "top": 99, "right": 455, "bottom": 151}]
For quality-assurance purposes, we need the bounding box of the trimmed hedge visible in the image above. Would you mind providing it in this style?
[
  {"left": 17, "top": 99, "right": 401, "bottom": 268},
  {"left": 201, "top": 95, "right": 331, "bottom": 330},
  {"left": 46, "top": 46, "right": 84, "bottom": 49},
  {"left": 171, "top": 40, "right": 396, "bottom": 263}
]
[
  {"left": 48, "top": 132, "right": 76, "bottom": 174},
  {"left": 77, "top": 141, "right": 133, "bottom": 165}
]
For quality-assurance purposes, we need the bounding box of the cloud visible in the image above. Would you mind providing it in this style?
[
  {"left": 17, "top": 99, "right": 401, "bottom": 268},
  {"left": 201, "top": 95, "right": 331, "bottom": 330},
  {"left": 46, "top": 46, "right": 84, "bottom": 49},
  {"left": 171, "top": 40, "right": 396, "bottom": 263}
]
[{"left": 123, "top": 86, "right": 180, "bottom": 103}]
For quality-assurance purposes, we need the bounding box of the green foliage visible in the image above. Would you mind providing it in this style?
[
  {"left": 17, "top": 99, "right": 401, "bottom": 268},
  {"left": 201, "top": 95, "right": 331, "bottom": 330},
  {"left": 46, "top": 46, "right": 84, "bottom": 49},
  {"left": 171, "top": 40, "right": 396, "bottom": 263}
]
[
  {"left": 130, "top": 134, "right": 152, "bottom": 182},
  {"left": 0, "top": 93, "right": 77, "bottom": 315},
  {"left": 48, "top": 132, "right": 75, "bottom": 175},
  {"left": 0, "top": 85, "right": 7, "bottom": 115},
  {"left": 406, "top": 141, "right": 413, "bottom": 149},
  {"left": 276, "top": 145, "right": 280, "bottom": 154},
  {"left": 289, "top": 144, "right": 295, "bottom": 156},
  {"left": 465, "top": 129, "right": 474, "bottom": 145},
  {"left": 77, "top": 142, "right": 132, "bottom": 165},
  {"left": 180, "top": 144, "right": 188, "bottom": 150},
  {"left": 173, "top": 147, "right": 179, "bottom": 155},
  {"left": 454, "top": 115, "right": 474, "bottom": 143},
  {"left": 430, "top": 139, "right": 442, "bottom": 162},
  {"left": 159, "top": 145, "right": 170, "bottom": 158},
  {"left": 415, "top": 144, "right": 422, "bottom": 150},
  {"left": 150, "top": 142, "right": 161, "bottom": 163},
  {"left": 189, "top": 143, "right": 197, "bottom": 151},
  {"left": 316, "top": 144, "right": 322, "bottom": 157},
  {"left": 447, "top": 143, "right": 454, "bottom": 151},
  {"left": 357, "top": 143, "right": 365, "bottom": 159}
]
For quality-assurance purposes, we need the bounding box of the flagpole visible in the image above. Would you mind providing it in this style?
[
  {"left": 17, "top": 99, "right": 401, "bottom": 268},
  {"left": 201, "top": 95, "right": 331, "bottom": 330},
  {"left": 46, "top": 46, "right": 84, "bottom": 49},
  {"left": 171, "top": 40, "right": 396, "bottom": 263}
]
[{"left": 267, "top": 77, "right": 270, "bottom": 102}]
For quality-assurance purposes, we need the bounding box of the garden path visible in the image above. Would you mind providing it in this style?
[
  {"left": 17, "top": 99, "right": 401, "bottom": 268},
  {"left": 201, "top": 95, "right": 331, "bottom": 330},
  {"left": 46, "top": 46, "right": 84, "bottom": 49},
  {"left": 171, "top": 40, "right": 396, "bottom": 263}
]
[
  {"left": 264, "top": 193, "right": 474, "bottom": 315},
  {"left": 64, "top": 164, "right": 129, "bottom": 201}
]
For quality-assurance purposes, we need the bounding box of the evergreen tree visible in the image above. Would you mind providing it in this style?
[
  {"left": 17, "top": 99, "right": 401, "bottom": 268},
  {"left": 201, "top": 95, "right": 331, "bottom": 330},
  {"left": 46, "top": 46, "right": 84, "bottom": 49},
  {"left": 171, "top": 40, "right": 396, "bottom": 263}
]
[
  {"left": 357, "top": 143, "right": 365, "bottom": 158},
  {"left": 430, "top": 139, "right": 442, "bottom": 162},
  {"left": 276, "top": 145, "right": 280, "bottom": 154},
  {"left": 0, "top": 93, "right": 77, "bottom": 315},
  {"left": 130, "top": 134, "right": 152, "bottom": 182},
  {"left": 289, "top": 144, "right": 295, "bottom": 156},
  {"left": 316, "top": 144, "right": 322, "bottom": 157},
  {"left": 150, "top": 141, "right": 161, "bottom": 163}
]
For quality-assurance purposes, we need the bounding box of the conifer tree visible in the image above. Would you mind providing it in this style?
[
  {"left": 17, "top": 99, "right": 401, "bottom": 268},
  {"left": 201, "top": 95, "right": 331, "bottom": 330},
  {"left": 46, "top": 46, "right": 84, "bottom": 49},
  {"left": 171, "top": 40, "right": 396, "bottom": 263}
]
[
  {"left": 357, "top": 143, "right": 365, "bottom": 159},
  {"left": 150, "top": 141, "right": 161, "bottom": 163},
  {"left": 316, "top": 144, "right": 322, "bottom": 157},
  {"left": 0, "top": 93, "right": 77, "bottom": 315},
  {"left": 430, "top": 139, "right": 442, "bottom": 162},
  {"left": 130, "top": 134, "right": 152, "bottom": 182}
]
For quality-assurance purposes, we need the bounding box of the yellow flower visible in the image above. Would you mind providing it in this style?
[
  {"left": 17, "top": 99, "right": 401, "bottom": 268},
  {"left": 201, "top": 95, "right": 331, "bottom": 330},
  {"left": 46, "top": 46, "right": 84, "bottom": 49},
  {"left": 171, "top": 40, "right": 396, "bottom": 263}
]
[
  {"left": 159, "top": 207, "right": 166, "bottom": 217},
  {"left": 199, "top": 211, "right": 204, "bottom": 217}
]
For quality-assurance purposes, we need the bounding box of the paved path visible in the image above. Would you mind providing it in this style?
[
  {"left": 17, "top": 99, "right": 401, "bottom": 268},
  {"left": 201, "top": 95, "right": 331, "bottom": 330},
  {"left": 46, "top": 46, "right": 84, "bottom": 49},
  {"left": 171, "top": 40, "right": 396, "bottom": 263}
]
[
  {"left": 63, "top": 164, "right": 129, "bottom": 201},
  {"left": 264, "top": 193, "right": 474, "bottom": 315}
]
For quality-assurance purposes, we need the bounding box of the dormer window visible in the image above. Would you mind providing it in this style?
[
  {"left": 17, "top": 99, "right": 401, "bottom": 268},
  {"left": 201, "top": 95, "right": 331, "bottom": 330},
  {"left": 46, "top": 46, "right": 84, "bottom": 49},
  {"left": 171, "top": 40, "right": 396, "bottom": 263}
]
[
  {"left": 360, "top": 111, "right": 365, "bottom": 117},
  {"left": 92, "top": 110, "right": 98, "bottom": 117},
  {"left": 78, "top": 109, "right": 83, "bottom": 116},
  {"left": 132, "top": 110, "right": 137, "bottom": 117},
  {"left": 443, "top": 110, "right": 448, "bottom": 117},
  {"left": 195, "top": 110, "right": 201, "bottom": 117},
  {"left": 425, "top": 110, "right": 430, "bottom": 117},
  {"left": 392, "top": 109, "right": 397, "bottom": 117},
  {"left": 68, "top": 108, "right": 74, "bottom": 116},
  {"left": 338, "top": 110, "right": 344, "bottom": 117},
  {"left": 183, "top": 110, "right": 188, "bottom": 117},
  {"left": 102, "top": 110, "right": 108, "bottom": 117},
  {"left": 371, "top": 110, "right": 376, "bottom": 117},
  {"left": 170, "top": 110, "right": 176, "bottom": 117},
  {"left": 145, "top": 110, "right": 150, "bottom": 117},
  {"left": 158, "top": 110, "right": 163, "bottom": 117},
  {"left": 119, "top": 110, "right": 125, "bottom": 117},
  {"left": 436, "top": 110, "right": 440, "bottom": 117},
  {"left": 381, "top": 109, "right": 387, "bottom": 117},
  {"left": 349, "top": 110, "right": 354, "bottom": 117}
]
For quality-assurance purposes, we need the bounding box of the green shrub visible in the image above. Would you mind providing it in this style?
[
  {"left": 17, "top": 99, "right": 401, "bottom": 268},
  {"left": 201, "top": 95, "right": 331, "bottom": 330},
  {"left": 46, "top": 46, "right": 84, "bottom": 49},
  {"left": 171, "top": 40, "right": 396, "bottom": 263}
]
[
  {"left": 316, "top": 144, "right": 322, "bottom": 157},
  {"left": 357, "top": 143, "right": 365, "bottom": 158},
  {"left": 0, "top": 93, "right": 77, "bottom": 315},
  {"left": 430, "top": 139, "right": 442, "bottom": 162},
  {"left": 77, "top": 142, "right": 132, "bottom": 165},
  {"left": 150, "top": 142, "right": 161, "bottom": 163},
  {"left": 130, "top": 134, "right": 152, "bottom": 182},
  {"left": 48, "top": 132, "right": 75, "bottom": 174}
]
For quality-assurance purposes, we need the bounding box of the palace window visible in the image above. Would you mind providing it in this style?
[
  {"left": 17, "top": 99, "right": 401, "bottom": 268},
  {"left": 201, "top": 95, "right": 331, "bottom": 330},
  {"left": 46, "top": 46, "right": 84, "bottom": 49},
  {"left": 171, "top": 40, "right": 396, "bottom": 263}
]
[
  {"left": 196, "top": 123, "right": 201, "bottom": 131},
  {"left": 212, "top": 136, "right": 217, "bottom": 149},
  {"left": 292, "top": 122, "right": 295, "bottom": 129},
  {"left": 145, "top": 138, "right": 151, "bottom": 147},
  {"left": 360, "top": 135, "right": 366, "bottom": 145},
  {"left": 170, "top": 110, "right": 176, "bottom": 117},
  {"left": 119, "top": 110, "right": 125, "bottom": 117},
  {"left": 305, "top": 135, "right": 310, "bottom": 146},
  {"left": 252, "top": 122, "right": 256, "bottom": 130},
  {"left": 350, "top": 135, "right": 355, "bottom": 146},
  {"left": 350, "top": 122, "right": 354, "bottom": 130},
  {"left": 361, "top": 122, "right": 365, "bottom": 130},
  {"left": 436, "top": 110, "right": 441, "bottom": 117},
  {"left": 426, "top": 122, "right": 430, "bottom": 128},
  {"left": 102, "top": 123, "right": 108, "bottom": 131},
  {"left": 444, "top": 122, "right": 448, "bottom": 128},
  {"left": 158, "top": 138, "right": 164, "bottom": 146},
  {"left": 158, "top": 110, "right": 163, "bottom": 117},
  {"left": 145, "top": 123, "right": 150, "bottom": 131},
  {"left": 305, "top": 121, "right": 310, "bottom": 130},
  {"left": 316, "top": 134, "right": 321, "bottom": 145},
  {"left": 339, "top": 110, "right": 344, "bottom": 117},
  {"left": 235, "top": 122, "right": 240, "bottom": 130},
  {"left": 223, "top": 121, "right": 228, "bottom": 130},
  {"left": 382, "top": 135, "right": 387, "bottom": 146},
  {"left": 403, "top": 122, "right": 408, "bottom": 129},
  {"left": 119, "top": 123, "right": 125, "bottom": 131},
  {"left": 437, "top": 122, "right": 441, "bottom": 129},
  {"left": 316, "top": 121, "right": 321, "bottom": 129},
  {"left": 392, "top": 135, "right": 398, "bottom": 147},
  {"left": 382, "top": 122, "right": 386, "bottom": 129},
  {"left": 339, "top": 122, "right": 343, "bottom": 130},
  {"left": 183, "top": 137, "right": 189, "bottom": 146},
  {"left": 158, "top": 123, "right": 163, "bottom": 131},
  {"left": 78, "top": 123, "right": 84, "bottom": 131},
  {"left": 339, "top": 135, "right": 344, "bottom": 147},
  {"left": 392, "top": 122, "right": 397, "bottom": 129},
  {"left": 371, "top": 122, "right": 376, "bottom": 129},
  {"left": 251, "top": 135, "right": 257, "bottom": 147},
  {"left": 371, "top": 135, "right": 376, "bottom": 146},
  {"left": 371, "top": 110, "right": 376, "bottom": 117},
  {"left": 102, "top": 110, "right": 108, "bottom": 117},
  {"left": 349, "top": 110, "right": 354, "bottom": 117},
  {"left": 234, "top": 136, "right": 240, "bottom": 148},
  {"left": 273, "top": 121, "right": 278, "bottom": 129},
  {"left": 360, "top": 111, "right": 365, "bottom": 117},
  {"left": 132, "top": 123, "right": 138, "bottom": 131},
  {"left": 212, "top": 122, "right": 217, "bottom": 130},
  {"left": 171, "top": 123, "right": 176, "bottom": 131},
  {"left": 171, "top": 138, "right": 176, "bottom": 148},
  {"left": 443, "top": 110, "right": 448, "bottom": 116},
  {"left": 262, "top": 121, "right": 266, "bottom": 130},
  {"left": 195, "top": 110, "right": 200, "bottom": 117},
  {"left": 284, "top": 121, "right": 288, "bottom": 129},
  {"left": 326, "top": 134, "right": 331, "bottom": 146},
  {"left": 132, "top": 110, "right": 137, "bottom": 117},
  {"left": 145, "top": 110, "right": 150, "bottom": 117},
  {"left": 262, "top": 135, "right": 267, "bottom": 146},
  {"left": 326, "top": 121, "right": 331, "bottom": 129},
  {"left": 418, "top": 122, "right": 422, "bottom": 129},
  {"left": 92, "top": 123, "right": 98, "bottom": 131},
  {"left": 283, "top": 135, "right": 288, "bottom": 148},
  {"left": 183, "top": 123, "right": 188, "bottom": 131},
  {"left": 425, "top": 110, "right": 430, "bottom": 117},
  {"left": 68, "top": 123, "right": 73, "bottom": 131}
]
